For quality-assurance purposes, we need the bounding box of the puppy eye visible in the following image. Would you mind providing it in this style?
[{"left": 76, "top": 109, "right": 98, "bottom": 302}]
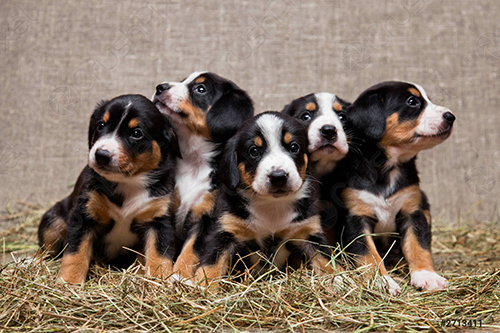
[
  {"left": 248, "top": 145, "right": 260, "bottom": 158},
  {"left": 407, "top": 96, "right": 420, "bottom": 106},
  {"left": 338, "top": 112, "right": 346, "bottom": 121},
  {"left": 96, "top": 121, "right": 105, "bottom": 131},
  {"left": 131, "top": 129, "right": 144, "bottom": 140},
  {"left": 289, "top": 142, "right": 300, "bottom": 154},
  {"left": 300, "top": 112, "right": 312, "bottom": 121},
  {"left": 194, "top": 84, "right": 206, "bottom": 94}
]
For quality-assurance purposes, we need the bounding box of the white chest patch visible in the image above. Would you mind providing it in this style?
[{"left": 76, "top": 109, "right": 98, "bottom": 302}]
[
  {"left": 357, "top": 188, "right": 413, "bottom": 234},
  {"left": 175, "top": 134, "right": 216, "bottom": 223},
  {"left": 103, "top": 177, "right": 152, "bottom": 258}
]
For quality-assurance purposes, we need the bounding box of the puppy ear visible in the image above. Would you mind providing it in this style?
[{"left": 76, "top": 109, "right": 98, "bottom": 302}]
[
  {"left": 163, "top": 126, "right": 182, "bottom": 159},
  {"left": 219, "top": 134, "right": 240, "bottom": 193},
  {"left": 88, "top": 100, "right": 108, "bottom": 149},
  {"left": 206, "top": 83, "right": 254, "bottom": 143},
  {"left": 347, "top": 92, "right": 386, "bottom": 140}
]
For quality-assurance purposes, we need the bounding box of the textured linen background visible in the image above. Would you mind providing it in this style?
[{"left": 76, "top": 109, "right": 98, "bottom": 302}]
[{"left": 1, "top": 0, "right": 499, "bottom": 227}]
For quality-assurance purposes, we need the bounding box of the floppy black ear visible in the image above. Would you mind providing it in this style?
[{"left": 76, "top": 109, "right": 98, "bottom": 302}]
[
  {"left": 163, "top": 126, "right": 182, "bottom": 159},
  {"left": 347, "top": 92, "right": 386, "bottom": 140},
  {"left": 88, "top": 100, "right": 108, "bottom": 149},
  {"left": 219, "top": 134, "right": 240, "bottom": 193},
  {"left": 206, "top": 83, "right": 254, "bottom": 143}
]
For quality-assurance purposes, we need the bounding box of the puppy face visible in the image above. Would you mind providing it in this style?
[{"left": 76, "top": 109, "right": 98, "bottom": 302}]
[
  {"left": 88, "top": 95, "right": 179, "bottom": 182},
  {"left": 283, "top": 93, "right": 350, "bottom": 165},
  {"left": 221, "top": 112, "right": 309, "bottom": 198},
  {"left": 349, "top": 81, "right": 455, "bottom": 155},
  {"left": 153, "top": 71, "right": 254, "bottom": 142}
]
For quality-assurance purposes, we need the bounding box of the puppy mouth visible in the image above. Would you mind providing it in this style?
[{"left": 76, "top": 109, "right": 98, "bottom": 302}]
[
  {"left": 415, "top": 127, "right": 453, "bottom": 139},
  {"left": 153, "top": 96, "right": 186, "bottom": 117}
]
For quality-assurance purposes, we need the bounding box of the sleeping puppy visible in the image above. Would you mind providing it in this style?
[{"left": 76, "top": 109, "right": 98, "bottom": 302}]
[
  {"left": 282, "top": 93, "right": 352, "bottom": 245},
  {"left": 195, "top": 112, "right": 335, "bottom": 286},
  {"left": 152, "top": 72, "right": 254, "bottom": 278},
  {"left": 339, "top": 81, "right": 455, "bottom": 295},
  {"left": 38, "top": 95, "right": 179, "bottom": 283}
]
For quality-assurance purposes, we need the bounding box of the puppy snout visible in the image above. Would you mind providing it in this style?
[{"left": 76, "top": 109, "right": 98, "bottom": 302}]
[
  {"left": 269, "top": 169, "right": 289, "bottom": 188},
  {"left": 95, "top": 148, "right": 113, "bottom": 165},
  {"left": 443, "top": 111, "right": 455, "bottom": 125},
  {"left": 156, "top": 83, "right": 171, "bottom": 95},
  {"left": 320, "top": 125, "right": 337, "bottom": 140}
]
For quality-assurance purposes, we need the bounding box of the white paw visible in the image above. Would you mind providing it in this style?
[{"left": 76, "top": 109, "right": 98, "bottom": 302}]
[
  {"left": 383, "top": 275, "right": 402, "bottom": 296},
  {"left": 170, "top": 274, "right": 196, "bottom": 287},
  {"left": 411, "top": 270, "right": 448, "bottom": 291}
]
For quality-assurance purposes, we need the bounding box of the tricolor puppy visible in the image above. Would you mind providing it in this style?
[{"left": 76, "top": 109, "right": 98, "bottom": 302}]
[
  {"left": 340, "top": 81, "right": 455, "bottom": 295},
  {"left": 195, "top": 112, "right": 335, "bottom": 286},
  {"left": 152, "top": 72, "right": 254, "bottom": 278},
  {"left": 38, "top": 95, "right": 179, "bottom": 283},
  {"left": 282, "top": 93, "right": 352, "bottom": 245}
]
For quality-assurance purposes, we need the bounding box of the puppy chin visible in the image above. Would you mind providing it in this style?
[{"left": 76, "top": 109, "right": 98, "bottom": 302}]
[
  {"left": 309, "top": 143, "right": 348, "bottom": 162},
  {"left": 252, "top": 182, "right": 303, "bottom": 199}
]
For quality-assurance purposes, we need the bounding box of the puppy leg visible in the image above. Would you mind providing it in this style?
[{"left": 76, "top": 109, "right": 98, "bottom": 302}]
[
  {"left": 194, "top": 231, "right": 234, "bottom": 288},
  {"left": 399, "top": 210, "right": 447, "bottom": 291},
  {"left": 344, "top": 216, "right": 401, "bottom": 295},
  {"left": 38, "top": 202, "right": 69, "bottom": 257},
  {"left": 173, "top": 235, "right": 199, "bottom": 279},
  {"left": 59, "top": 232, "right": 93, "bottom": 284},
  {"left": 142, "top": 223, "right": 174, "bottom": 279}
]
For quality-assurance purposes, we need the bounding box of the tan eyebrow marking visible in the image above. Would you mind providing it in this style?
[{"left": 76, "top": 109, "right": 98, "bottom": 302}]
[
  {"left": 283, "top": 132, "right": 292, "bottom": 144},
  {"left": 333, "top": 101, "right": 342, "bottom": 111},
  {"left": 128, "top": 118, "right": 140, "bottom": 128},
  {"left": 305, "top": 102, "right": 316, "bottom": 111},
  {"left": 408, "top": 87, "right": 421, "bottom": 97},
  {"left": 195, "top": 77, "right": 206, "bottom": 83},
  {"left": 254, "top": 136, "right": 263, "bottom": 147},
  {"left": 103, "top": 112, "right": 110, "bottom": 123}
]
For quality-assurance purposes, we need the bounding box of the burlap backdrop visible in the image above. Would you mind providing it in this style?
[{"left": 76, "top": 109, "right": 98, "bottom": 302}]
[{"left": 1, "top": 0, "right": 499, "bottom": 227}]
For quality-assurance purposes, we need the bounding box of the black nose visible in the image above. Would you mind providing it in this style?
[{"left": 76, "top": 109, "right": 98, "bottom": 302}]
[
  {"left": 320, "top": 125, "right": 337, "bottom": 140},
  {"left": 95, "top": 149, "right": 112, "bottom": 165},
  {"left": 156, "top": 83, "right": 171, "bottom": 95},
  {"left": 443, "top": 111, "right": 455, "bottom": 124},
  {"left": 269, "top": 170, "right": 288, "bottom": 188}
]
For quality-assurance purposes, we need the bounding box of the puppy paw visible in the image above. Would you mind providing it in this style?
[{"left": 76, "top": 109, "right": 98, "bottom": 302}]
[
  {"left": 411, "top": 270, "right": 447, "bottom": 291},
  {"left": 383, "top": 275, "right": 402, "bottom": 296}
]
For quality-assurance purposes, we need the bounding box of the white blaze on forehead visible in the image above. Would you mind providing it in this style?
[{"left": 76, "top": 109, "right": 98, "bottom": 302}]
[
  {"left": 253, "top": 114, "right": 303, "bottom": 194},
  {"left": 308, "top": 92, "right": 349, "bottom": 155},
  {"left": 408, "top": 82, "right": 454, "bottom": 136}
]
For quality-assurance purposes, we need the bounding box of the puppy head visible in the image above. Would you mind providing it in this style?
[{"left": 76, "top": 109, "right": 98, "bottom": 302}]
[
  {"left": 153, "top": 71, "right": 254, "bottom": 143},
  {"left": 88, "top": 94, "right": 180, "bottom": 182},
  {"left": 282, "top": 93, "right": 350, "bottom": 168},
  {"left": 220, "top": 112, "right": 309, "bottom": 198},
  {"left": 348, "top": 81, "right": 456, "bottom": 158}
]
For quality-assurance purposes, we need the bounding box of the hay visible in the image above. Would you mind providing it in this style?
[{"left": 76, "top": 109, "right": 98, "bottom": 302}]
[{"left": 0, "top": 203, "right": 499, "bottom": 332}]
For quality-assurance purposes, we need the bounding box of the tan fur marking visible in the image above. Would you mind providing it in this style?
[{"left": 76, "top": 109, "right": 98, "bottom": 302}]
[
  {"left": 134, "top": 195, "right": 171, "bottom": 223},
  {"left": 128, "top": 118, "right": 140, "bottom": 128},
  {"left": 143, "top": 230, "right": 173, "bottom": 278},
  {"left": 423, "top": 209, "right": 432, "bottom": 226},
  {"left": 41, "top": 218, "right": 67, "bottom": 254},
  {"left": 195, "top": 77, "right": 206, "bottom": 83},
  {"left": 408, "top": 87, "right": 421, "bottom": 97},
  {"left": 58, "top": 233, "right": 93, "bottom": 284},
  {"left": 311, "top": 255, "right": 335, "bottom": 275},
  {"left": 103, "top": 111, "right": 110, "bottom": 123},
  {"left": 254, "top": 136, "right": 263, "bottom": 147},
  {"left": 220, "top": 214, "right": 256, "bottom": 242},
  {"left": 195, "top": 252, "right": 230, "bottom": 287},
  {"left": 171, "top": 188, "right": 181, "bottom": 215},
  {"left": 178, "top": 99, "right": 211, "bottom": 139},
  {"left": 357, "top": 233, "right": 390, "bottom": 276},
  {"left": 298, "top": 154, "right": 308, "bottom": 180},
  {"left": 283, "top": 132, "right": 292, "bottom": 144},
  {"left": 342, "top": 188, "right": 375, "bottom": 218},
  {"left": 402, "top": 228, "right": 435, "bottom": 272},
  {"left": 87, "top": 191, "right": 112, "bottom": 223},
  {"left": 397, "top": 185, "right": 422, "bottom": 214},
  {"left": 238, "top": 163, "right": 254, "bottom": 189},
  {"left": 118, "top": 140, "right": 162, "bottom": 176},
  {"left": 380, "top": 113, "right": 418, "bottom": 147},
  {"left": 191, "top": 190, "right": 217, "bottom": 220},
  {"left": 333, "top": 101, "right": 342, "bottom": 111},
  {"left": 305, "top": 102, "right": 316, "bottom": 111},
  {"left": 173, "top": 236, "right": 199, "bottom": 278},
  {"left": 284, "top": 216, "right": 322, "bottom": 241}
]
